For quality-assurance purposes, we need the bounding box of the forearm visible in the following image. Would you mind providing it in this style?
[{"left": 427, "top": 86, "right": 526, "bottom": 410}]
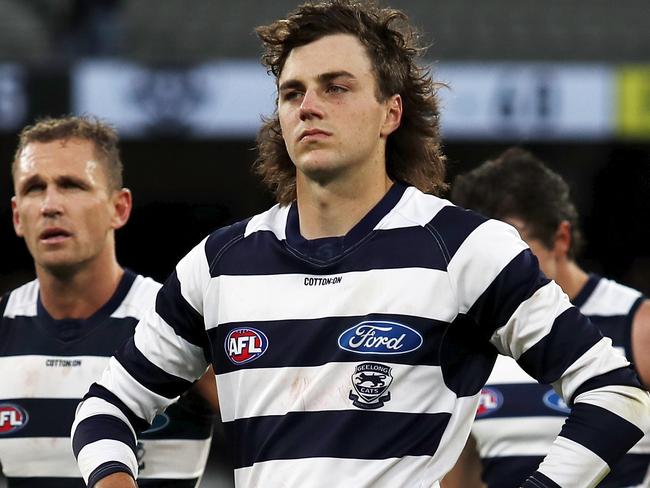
[{"left": 95, "top": 472, "right": 138, "bottom": 488}]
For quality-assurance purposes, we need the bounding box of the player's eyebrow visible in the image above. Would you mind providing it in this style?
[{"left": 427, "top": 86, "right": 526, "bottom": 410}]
[{"left": 279, "top": 70, "right": 357, "bottom": 92}]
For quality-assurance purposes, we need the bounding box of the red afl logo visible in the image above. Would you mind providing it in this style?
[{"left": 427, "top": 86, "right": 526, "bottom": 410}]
[
  {"left": 225, "top": 327, "right": 269, "bottom": 365},
  {"left": 0, "top": 404, "right": 29, "bottom": 434},
  {"left": 476, "top": 387, "right": 503, "bottom": 418}
]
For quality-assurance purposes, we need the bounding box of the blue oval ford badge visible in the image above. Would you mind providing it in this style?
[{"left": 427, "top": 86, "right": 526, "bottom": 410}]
[
  {"left": 543, "top": 389, "right": 570, "bottom": 414},
  {"left": 338, "top": 321, "right": 423, "bottom": 354}
]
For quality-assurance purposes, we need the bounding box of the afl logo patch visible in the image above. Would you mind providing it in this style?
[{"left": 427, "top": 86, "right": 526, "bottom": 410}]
[
  {"left": 476, "top": 387, "right": 503, "bottom": 418},
  {"left": 225, "top": 327, "right": 268, "bottom": 365},
  {"left": 543, "top": 389, "right": 570, "bottom": 413},
  {"left": 338, "top": 321, "right": 422, "bottom": 354},
  {"left": 0, "top": 404, "right": 29, "bottom": 434}
]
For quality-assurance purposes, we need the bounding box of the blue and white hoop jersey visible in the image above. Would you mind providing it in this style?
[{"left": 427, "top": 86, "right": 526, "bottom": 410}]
[
  {"left": 0, "top": 270, "right": 213, "bottom": 487},
  {"left": 72, "top": 184, "right": 649, "bottom": 488},
  {"left": 472, "top": 274, "right": 649, "bottom": 487}
]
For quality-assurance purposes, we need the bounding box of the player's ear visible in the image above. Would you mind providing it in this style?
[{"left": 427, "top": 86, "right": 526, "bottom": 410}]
[
  {"left": 111, "top": 188, "right": 132, "bottom": 230},
  {"left": 380, "top": 94, "right": 402, "bottom": 138},
  {"left": 11, "top": 196, "right": 24, "bottom": 237},
  {"left": 553, "top": 221, "right": 571, "bottom": 257}
]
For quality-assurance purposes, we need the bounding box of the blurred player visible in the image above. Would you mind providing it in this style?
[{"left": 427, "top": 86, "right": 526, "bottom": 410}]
[
  {"left": 0, "top": 116, "right": 217, "bottom": 487},
  {"left": 71, "top": 2, "right": 650, "bottom": 487},
  {"left": 445, "top": 147, "right": 650, "bottom": 488}
]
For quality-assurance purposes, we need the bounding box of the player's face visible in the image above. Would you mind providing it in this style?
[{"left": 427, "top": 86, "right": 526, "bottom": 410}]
[
  {"left": 505, "top": 217, "right": 558, "bottom": 280},
  {"left": 278, "top": 33, "right": 401, "bottom": 185},
  {"left": 11, "top": 138, "right": 130, "bottom": 275}
]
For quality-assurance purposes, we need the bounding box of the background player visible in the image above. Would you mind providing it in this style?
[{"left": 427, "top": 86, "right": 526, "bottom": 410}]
[
  {"left": 0, "top": 115, "right": 217, "bottom": 487},
  {"left": 72, "top": 2, "right": 650, "bottom": 487},
  {"left": 444, "top": 147, "right": 650, "bottom": 487}
]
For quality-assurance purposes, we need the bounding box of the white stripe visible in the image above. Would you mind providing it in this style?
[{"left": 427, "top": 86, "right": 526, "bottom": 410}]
[
  {"left": 111, "top": 275, "right": 160, "bottom": 319},
  {"left": 490, "top": 281, "right": 573, "bottom": 360},
  {"left": 77, "top": 438, "right": 139, "bottom": 484},
  {"left": 135, "top": 438, "right": 212, "bottom": 479},
  {"left": 473, "top": 417, "right": 564, "bottom": 457},
  {"left": 212, "top": 268, "right": 457, "bottom": 328},
  {"left": 574, "top": 385, "right": 650, "bottom": 433},
  {"left": 3, "top": 280, "right": 38, "bottom": 318},
  {"left": 176, "top": 235, "right": 211, "bottom": 315},
  {"left": 446, "top": 218, "right": 528, "bottom": 314},
  {"left": 72, "top": 396, "right": 137, "bottom": 442},
  {"left": 0, "top": 437, "right": 81, "bottom": 477},
  {"left": 485, "top": 354, "right": 536, "bottom": 385},
  {"left": 0, "top": 355, "right": 109, "bottom": 398},
  {"left": 133, "top": 310, "right": 207, "bottom": 382},
  {"left": 234, "top": 456, "right": 439, "bottom": 488},
  {"left": 551, "top": 337, "right": 630, "bottom": 402},
  {"left": 98, "top": 357, "right": 173, "bottom": 424},
  {"left": 218, "top": 363, "right": 455, "bottom": 422},
  {"left": 537, "top": 436, "right": 609, "bottom": 488},
  {"left": 580, "top": 277, "right": 642, "bottom": 317},
  {"left": 377, "top": 187, "right": 449, "bottom": 229},
  {"left": 245, "top": 204, "right": 290, "bottom": 240}
]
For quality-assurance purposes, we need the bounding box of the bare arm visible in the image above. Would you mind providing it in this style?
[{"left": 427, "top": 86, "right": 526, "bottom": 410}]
[
  {"left": 631, "top": 299, "right": 650, "bottom": 388},
  {"left": 189, "top": 365, "right": 219, "bottom": 413},
  {"left": 95, "top": 472, "right": 138, "bottom": 488},
  {"left": 441, "top": 435, "right": 485, "bottom": 488}
]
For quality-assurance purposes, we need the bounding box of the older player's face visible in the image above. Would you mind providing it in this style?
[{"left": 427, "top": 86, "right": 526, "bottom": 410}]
[
  {"left": 505, "top": 217, "right": 558, "bottom": 280},
  {"left": 278, "top": 33, "right": 400, "bottom": 185},
  {"left": 11, "top": 139, "right": 129, "bottom": 275}
]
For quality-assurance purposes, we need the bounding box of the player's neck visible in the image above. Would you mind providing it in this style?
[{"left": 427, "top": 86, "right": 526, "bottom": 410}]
[
  {"left": 295, "top": 168, "right": 393, "bottom": 239},
  {"left": 36, "top": 254, "right": 125, "bottom": 320},
  {"left": 554, "top": 259, "right": 589, "bottom": 301}
]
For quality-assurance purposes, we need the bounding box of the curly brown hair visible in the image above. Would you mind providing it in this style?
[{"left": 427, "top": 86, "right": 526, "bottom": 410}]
[
  {"left": 12, "top": 115, "right": 123, "bottom": 191},
  {"left": 255, "top": 0, "right": 447, "bottom": 204},
  {"left": 451, "top": 147, "right": 584, "bottom": 259}
]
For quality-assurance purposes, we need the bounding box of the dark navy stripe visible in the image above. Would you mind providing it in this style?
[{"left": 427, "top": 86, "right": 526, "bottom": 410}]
[
  {"left": 559, "top": 402, "right": 644, "bottom": 467},
  {"left": 72, "top": 414, "right": 137, "bottom": 458},
  {"left": 0, "top": 315, "right": 137, "bottom": 357},
  {"left": 223, "top": 410, "right": 450, "bottom": 469},
  {"left": 469, "top": 249, "right": 550, "bottom": 336},
  {"left": 522, "top": 471, "right": 561, "bottom": 488},
  {"left": 439, "top": 314, "right": 498, "bottom": 397},
  {"left": 517, "top": 307, "right": 603, "bottom": 387},
  {"left": 212, "top": 314, "right": 447, "bottom": 374},
  {"left": 601, "top": 453, "right": 650, "bottom": 487},
  {"left": 426, "top": 205, "right": 487, "bottom": 263},
  {"left": 0, "top": 398, "right": 78, "bottom": 437},
  {"left": 84, "top": 383, "right": 150, "bottom": 433},
  {"left": 570, "top": 366, "right": 642, "bottom": 404},
  {"left": 475, "top": 383, "right": 568, "bottom": 419},
  {"left": 87, "top": 461, "right": 133, "bottom": 488},
  {"left": 590, "top": 315, "right": 631, "bottom": 355},
  {"left": 114, "top": 338, "right": 193, "bottom": 400},
  {"left": 139, "top": 399, "right": 213, "bottom": 440},
  {"left": 570, "top": 274, "right": 601, "bottom": 309},
  {"left": 156, "top": 271, "right": 210, "bottom": 355},
  {"left": 481, "top": 455, "right": 543, "bottom": 488}
]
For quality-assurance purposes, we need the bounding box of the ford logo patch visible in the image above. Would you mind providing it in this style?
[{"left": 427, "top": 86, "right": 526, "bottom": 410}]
[
  {"left": 338, "top": 321, "right": 422, "bottom": 354},
  {"left": 543, "top": 389, "right": 570, "bottom": 413}
]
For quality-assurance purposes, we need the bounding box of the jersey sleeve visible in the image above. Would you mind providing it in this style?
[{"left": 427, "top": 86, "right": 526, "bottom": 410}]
[
  {"left": 446, "top": 217, "right": 650, "bottom": 488},
  {"left": 71, "top": 237, "right": 212, "bottom": 486}
]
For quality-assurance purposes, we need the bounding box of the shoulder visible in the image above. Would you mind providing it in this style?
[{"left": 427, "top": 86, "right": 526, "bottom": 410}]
[
  {"left": 2, "top": 279, "right": 39, "bottom": 320},
  {"left": 111, "top": 274, "right": 161, "bottom": 320},
  {"left": 580, "top": 275, "right": 644, "bottom": 317}
]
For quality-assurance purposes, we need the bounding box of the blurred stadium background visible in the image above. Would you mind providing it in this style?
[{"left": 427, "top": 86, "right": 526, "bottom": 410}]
[{"left": 1, "top": 1, "right": 649, "bottom": 486}]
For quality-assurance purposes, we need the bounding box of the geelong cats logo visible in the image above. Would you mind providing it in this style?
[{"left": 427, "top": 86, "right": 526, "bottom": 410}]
[{"left": 349, "top": 362, "right": 393, "bottom": 409}]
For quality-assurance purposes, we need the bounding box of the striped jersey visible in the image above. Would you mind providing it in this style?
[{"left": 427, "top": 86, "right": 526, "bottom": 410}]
[
  {"left": 473, "top": 274, "right": 650, "bottom": 488},
  {"left": 0, "top": 270, "right": 213, "bottom": 487},
  {"left": 71, "top": 184, "right": 650, "bottom": 488}
]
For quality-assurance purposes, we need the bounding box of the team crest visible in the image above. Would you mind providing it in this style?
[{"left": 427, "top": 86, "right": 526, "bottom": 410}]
[
  {"left": 0, "top": 403, "right": 29, "bottom": 435},
  {"left": 349, "top": 362, "right": 393, "bottom": 409},
  {"left": 225, "top": 327, "right": 268, "bottom": 365},
  {"left": 476, "top": 387, "right": 503, "bottom": 417}
]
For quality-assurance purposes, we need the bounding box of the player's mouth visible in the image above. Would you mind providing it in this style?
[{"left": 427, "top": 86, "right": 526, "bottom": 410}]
[
  {"left": 40, "top": 227, "right": 72, "bottom": 244},
  {"left": 299, "top": 128, "right": 331, "bottom": 142}
]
